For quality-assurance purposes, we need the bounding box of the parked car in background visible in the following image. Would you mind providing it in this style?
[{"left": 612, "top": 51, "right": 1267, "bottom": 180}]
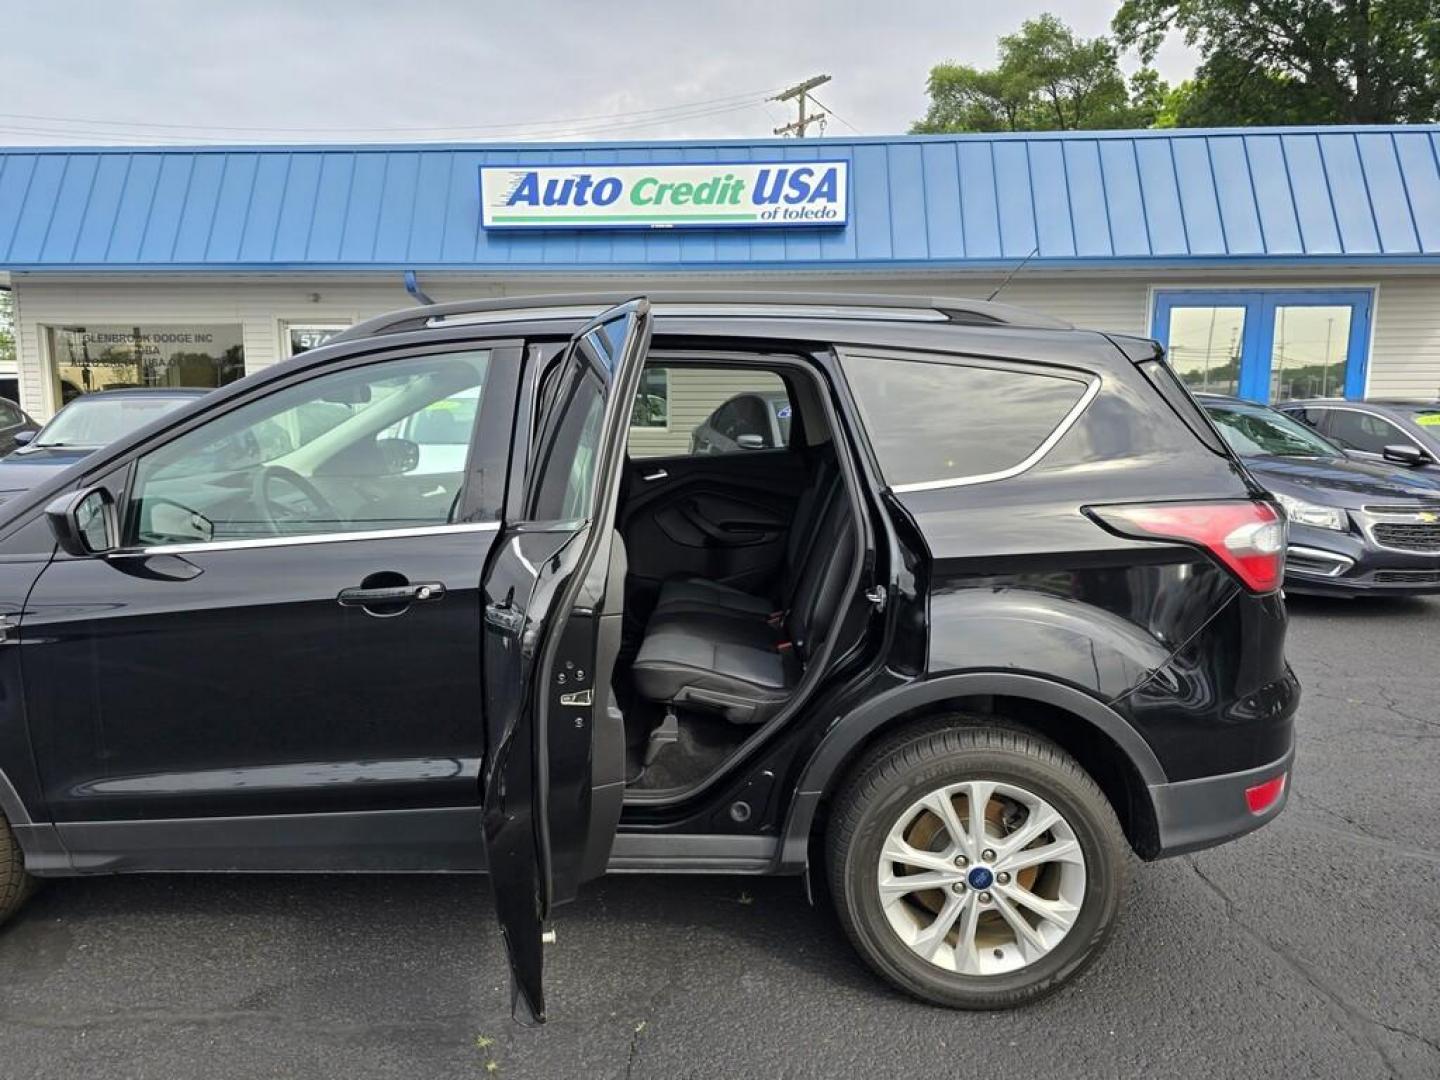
[
  {"left": 690, "top": 389, "right": 791, "bottom": 454},
  {"left": 0, "top": 397, "right": 39, "bottom": 457},
  {"left": 0, "top": 388, "right": 208, "bottom": 502},
  {"left": 1199, "top": 394, "right": 1440, "bottom": 596},
  {"left": 1279, "top": 399, "right": 1440, "bottom": 473}
]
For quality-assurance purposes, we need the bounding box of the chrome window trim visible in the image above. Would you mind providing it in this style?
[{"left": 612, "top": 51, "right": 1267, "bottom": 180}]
[
  {"left": 889, "top": 374, "right": 1103, "bottom": 494},
  {"left": 122, "top": 520, "right": 500, "bottom": 557}
]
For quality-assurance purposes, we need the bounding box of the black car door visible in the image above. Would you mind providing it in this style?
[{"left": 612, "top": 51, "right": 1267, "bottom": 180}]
[
  {"left": 20, "top": 341, "right": 520, "bottom": 865},
  {"left": 480, "top": 299, "right": 652, "bottom": 1025}
]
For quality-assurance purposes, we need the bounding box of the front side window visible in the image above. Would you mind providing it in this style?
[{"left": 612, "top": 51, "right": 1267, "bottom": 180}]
[
  {"left": 529, "top": 368, "right": 606, "bottom": 521},
  {"left": 129, "top": 350, "right": 489, "bottom": 547},
  {"left": 46, "top": 324, "right": 245, "bottom": 405},
  {"left": 1325, "top": 410, "right": 1405, "bottom": 454},
  {"left": 842, "top": 352, "right": 1090, "bottom": 489}
]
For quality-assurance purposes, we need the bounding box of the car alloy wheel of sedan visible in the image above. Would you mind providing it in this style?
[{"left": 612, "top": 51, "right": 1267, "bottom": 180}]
[{"left": 877, "top": 779, "right": 1087, "bottom": 975}]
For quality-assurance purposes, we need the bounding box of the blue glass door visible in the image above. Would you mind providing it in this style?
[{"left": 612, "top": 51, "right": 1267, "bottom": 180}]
[{"left": 1152, "top": 290, "right": 1373, "bottom": 403}]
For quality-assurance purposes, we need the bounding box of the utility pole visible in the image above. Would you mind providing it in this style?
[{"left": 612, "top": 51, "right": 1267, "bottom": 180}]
[{"left": 771, "top": 75, "right": 831, "bottom": 137}]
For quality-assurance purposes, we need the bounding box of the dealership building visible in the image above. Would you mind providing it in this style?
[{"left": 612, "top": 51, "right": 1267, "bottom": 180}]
[{"left": 2, "top": 124, "right": 1439, "bottom": 432}]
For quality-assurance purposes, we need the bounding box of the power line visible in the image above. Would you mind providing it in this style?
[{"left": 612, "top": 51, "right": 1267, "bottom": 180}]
[
  {"left": 0, "top": 85, "right": 788, "bottom": 138},
  {"left": 807, "top": 94, "right": 861, "bottom": 134},
  {"left": 0, "top": 100, "right": 779, "bottom": 147}
]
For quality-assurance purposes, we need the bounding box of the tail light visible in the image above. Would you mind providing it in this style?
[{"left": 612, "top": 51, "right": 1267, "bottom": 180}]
[{"left": 1087, "top": 500, "right": 1287, "bottom": 593}]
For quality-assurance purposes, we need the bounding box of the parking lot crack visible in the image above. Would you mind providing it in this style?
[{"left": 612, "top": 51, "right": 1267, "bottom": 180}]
[
  {"left": 1287, "top": 794, "right": 1440, "bottom": 864},
  {"left": 1186, "top": 857, "right": 1420, "bottom": 1074}
]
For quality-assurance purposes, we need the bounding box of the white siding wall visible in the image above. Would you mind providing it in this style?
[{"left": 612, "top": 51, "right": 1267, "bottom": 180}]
[
  {"left": 1367, "top": 279, "right": 1440, "bottom": 399},
  {"left": 10, "top": 270, "right": 1440, "bottom": 419}
]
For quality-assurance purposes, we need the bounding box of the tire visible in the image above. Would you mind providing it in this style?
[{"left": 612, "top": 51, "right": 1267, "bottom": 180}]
[
  {"left": 826, "top": 721, "right": 1128, "bottom": 1009},
  {"left": 0, "top": 812, "right": 35, "bottom": 928}
]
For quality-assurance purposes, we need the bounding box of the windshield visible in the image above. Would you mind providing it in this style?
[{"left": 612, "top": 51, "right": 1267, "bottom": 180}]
[
  {"left": 33, "top": 394, "right": 198, "bottom": 449},
  {"left": 1204, "top": 401, "right": 1345, "bottom": 459}
]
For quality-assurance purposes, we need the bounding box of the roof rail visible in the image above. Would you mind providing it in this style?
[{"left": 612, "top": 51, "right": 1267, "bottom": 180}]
[{"left": 331, "top": 291, "right": 1073, "bottom": 343}]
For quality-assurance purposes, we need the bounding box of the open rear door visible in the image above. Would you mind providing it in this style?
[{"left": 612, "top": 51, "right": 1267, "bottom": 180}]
[{"left": 480, "top": 299, "right": 652, "bottom": 1024}]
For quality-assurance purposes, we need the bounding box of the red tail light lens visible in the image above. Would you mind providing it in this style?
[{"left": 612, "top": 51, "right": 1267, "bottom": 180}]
[
  {"left": 1088, "top": 501, "right": 1287, "bottom": 593},
  {"left": 1245, "top": 772, "right": 1287, "bottom": 815}
]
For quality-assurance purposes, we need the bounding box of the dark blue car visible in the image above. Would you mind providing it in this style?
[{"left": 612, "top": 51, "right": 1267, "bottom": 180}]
[
  {"left": 0, "top": 388, "right": 209, "bottom": 502},
  {"left": 1280, "top": 399, "right": 1440, "bottom": 473},
  {"left": 1201, "top": 395, "right": 1440, "bottom": 596}
]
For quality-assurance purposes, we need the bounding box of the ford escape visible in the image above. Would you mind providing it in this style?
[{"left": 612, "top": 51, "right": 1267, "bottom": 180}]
[{"left": 0, "top": 294, "right": 1297, "bottom": 1020}]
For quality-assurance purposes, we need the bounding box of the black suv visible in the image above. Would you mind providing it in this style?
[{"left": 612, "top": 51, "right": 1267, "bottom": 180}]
[{"left": 0, "top": 294, "right": 1296, "bottom": 1019}]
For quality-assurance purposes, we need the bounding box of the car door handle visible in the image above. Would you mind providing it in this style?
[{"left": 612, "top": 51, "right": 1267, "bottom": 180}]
[
  {"left": 641, "top": 468, "right": 668, "bottom": 481},
  {"left": 337, "top": 582, "right": 446, "bottom": 607}
]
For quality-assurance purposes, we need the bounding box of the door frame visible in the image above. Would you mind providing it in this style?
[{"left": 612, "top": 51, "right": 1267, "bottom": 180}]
[{"left": 1149, "top": 286, "right": 1376, "bottom": 402}]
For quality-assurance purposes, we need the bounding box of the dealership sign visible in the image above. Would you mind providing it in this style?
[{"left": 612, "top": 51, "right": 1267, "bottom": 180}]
[{"left": 479, "top": 161, "right": 849, "bottom": 230}]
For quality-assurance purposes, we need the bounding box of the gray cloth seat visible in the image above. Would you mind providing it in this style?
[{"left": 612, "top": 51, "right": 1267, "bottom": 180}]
[
  {"left": 652, "top": 453, "right": 838, "bottom": 621},
  {"left": 632, "top": 484, "right": 854, "bottom": 726}
]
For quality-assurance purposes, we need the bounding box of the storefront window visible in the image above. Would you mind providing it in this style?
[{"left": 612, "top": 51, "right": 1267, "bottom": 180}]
[
  {"left": 286, "top": 324, "right": 348, "bottom": 357},
  {"left": 47, "top": 324, "right": 244, "bottom": 405},
  {"left": 1162, "top": 306, "right": 1245, "bottom": 396},
  {"left": 1152, "top": 290, "right": 1372, "bottom": 404}
]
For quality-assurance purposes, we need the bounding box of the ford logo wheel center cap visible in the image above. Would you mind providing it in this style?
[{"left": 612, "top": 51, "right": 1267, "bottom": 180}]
[{"left": 967, "top": 866, "right": 995, "bottom": 890}]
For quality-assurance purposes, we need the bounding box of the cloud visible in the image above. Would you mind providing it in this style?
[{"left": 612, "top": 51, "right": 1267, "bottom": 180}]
[{"left": 0, "top": 0, "right": 1196, "bottom": 145}]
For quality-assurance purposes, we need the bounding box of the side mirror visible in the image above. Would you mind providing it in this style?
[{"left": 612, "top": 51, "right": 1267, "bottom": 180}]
[
  {"left": 44, "top": 486, "right": 118, "bottom": 557},
  {"left": 12, "top": 430, "right": 34, "bottom": 446},
  {"left": 736, "top": 433, "right": 766, "bottom": 450},
  {"left": 1382, "top": 443, "right": 1431, "bottom": 467}
]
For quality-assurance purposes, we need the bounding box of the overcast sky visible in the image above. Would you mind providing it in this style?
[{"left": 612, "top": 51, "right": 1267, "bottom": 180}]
[{"left": 2, "top": 1, "right": 1198, "bottom": 146}]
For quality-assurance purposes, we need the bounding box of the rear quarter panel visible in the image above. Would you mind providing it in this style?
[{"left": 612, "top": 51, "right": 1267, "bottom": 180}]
[{"left": 888, "top": 335, "right": 1287, "bottom": 779}]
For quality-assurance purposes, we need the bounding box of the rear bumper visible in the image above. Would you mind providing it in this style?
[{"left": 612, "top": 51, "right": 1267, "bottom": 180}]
[{"left": 1148, "top": 745, "right": 1294, "bottom": 858}]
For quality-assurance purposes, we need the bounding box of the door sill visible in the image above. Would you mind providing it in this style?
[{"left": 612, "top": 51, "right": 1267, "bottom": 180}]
[{"left": 606, "top": 832, "right": 777, "bottom": 874}]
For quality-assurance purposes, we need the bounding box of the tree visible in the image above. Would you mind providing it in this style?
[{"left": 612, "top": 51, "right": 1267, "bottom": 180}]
[
  {"left": 912, "top": 14, "right": 1166, "bottom": 133},
  {"left": 1113, "top": 0, "right": 1440, "bottom": 126}
]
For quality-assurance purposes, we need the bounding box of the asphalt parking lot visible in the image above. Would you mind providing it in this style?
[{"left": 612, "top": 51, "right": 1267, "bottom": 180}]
[{"left": 0, "top": 595, "right": 1437, "bottom": 1080}]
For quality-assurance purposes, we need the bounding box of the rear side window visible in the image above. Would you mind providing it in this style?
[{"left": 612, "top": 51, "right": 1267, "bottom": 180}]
[
  {"left": 1137, "top": 357, "right": 1228, "bottom": 455},
  {"left": 841, "top": 351, "right": 1091, "bottom": 489},
  {"left": 629, "top": 364, "right": 792, "bottom": 459}
]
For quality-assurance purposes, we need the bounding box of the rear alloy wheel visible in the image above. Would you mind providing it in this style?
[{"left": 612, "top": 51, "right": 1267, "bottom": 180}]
[{"left": 827, "top": 723, "right": 1127, "bottom": 1009}]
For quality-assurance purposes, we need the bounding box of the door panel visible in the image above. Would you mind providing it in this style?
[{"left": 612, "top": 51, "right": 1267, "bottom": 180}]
[
  {"left": 619, "top": 449, "right": 810, "bottom": 615},
  {"left": 21, "top": 342, "right": 521, "bottom": 828},
  {"left": 24, "top": 528, "right": 495, "bottom": 822},
  {"left": 481, "top": 299, "right": 652, "bottom": 1024}
]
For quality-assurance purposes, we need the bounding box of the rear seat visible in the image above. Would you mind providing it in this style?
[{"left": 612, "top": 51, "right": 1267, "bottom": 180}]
[
  {"left": 631, "top": 484, "right": 855, "bottom": 726},
  {"left": 651, "top": 452, "right": 839, "bottom": 620}
]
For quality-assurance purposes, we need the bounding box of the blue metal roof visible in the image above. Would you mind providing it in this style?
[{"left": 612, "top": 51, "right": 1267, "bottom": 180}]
[{"left": 2, "top": 126, "right": 1439, "bottom": 272}]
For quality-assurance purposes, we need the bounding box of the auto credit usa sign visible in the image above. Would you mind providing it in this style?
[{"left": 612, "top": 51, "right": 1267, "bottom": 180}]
[{"left": 479, "top": 161, "right": 849, "bottom": 230}]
